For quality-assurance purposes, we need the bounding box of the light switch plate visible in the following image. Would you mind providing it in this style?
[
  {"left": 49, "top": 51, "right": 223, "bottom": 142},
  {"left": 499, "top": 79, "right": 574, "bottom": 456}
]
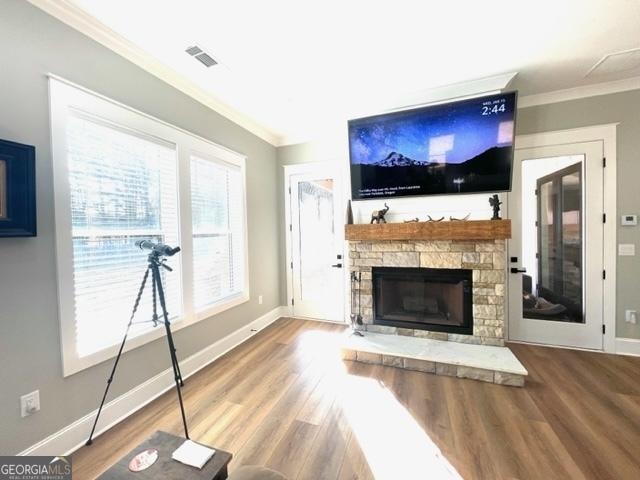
[
  {"left": 626, "top": 310, "right": 637, "bottom": 324},
  {"left": 621, "top": 214, "right": 637, "bottom": 226},
  {"left": 618, "top": 244, "right": 636, "bottom": 256}
]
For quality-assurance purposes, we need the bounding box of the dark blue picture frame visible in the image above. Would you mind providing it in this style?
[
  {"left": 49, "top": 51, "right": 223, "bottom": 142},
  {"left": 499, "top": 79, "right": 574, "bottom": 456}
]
[{"left": 0, "top": 139, "right": 36, "bottom": 237}]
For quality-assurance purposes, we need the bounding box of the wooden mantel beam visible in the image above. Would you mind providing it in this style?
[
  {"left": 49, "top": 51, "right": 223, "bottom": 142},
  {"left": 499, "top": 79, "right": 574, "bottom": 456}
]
[{"left": 345, "top": 219, "right": 511, "bottom": 241}]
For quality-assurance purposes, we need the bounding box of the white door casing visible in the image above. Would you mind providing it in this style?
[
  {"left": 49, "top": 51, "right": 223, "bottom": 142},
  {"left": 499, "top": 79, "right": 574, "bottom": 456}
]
[
  {"left": 508, "top": 141, "right": 603, "bottom": 349},
  {"left": 507, "top": 124, "right": 617, "bottom": 352},
  {"left": 284, "top": 163, "right": 346, "bottom": 322}
]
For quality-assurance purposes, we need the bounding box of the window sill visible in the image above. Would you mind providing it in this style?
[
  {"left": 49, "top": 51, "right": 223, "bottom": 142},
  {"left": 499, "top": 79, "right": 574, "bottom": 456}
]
[{"left": 62, "top": 292, "right": 250, "bottom": 377}]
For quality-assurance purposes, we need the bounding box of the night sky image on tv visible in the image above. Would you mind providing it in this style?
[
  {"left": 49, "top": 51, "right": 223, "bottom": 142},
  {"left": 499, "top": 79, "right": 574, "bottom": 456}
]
[{"left": 349, "top": 92, "right": 516, "bottom": 199}]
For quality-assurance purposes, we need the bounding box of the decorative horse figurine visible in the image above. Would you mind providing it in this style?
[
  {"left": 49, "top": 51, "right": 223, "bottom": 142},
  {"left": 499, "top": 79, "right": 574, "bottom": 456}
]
[{"left": 370, "top": 203, "right": 390, "bottom": 224}]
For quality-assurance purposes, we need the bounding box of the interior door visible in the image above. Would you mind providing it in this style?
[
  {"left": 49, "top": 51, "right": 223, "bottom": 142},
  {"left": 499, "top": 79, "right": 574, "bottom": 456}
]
[
  {"left": 288, "top": 165, "right": 345, "bottom": 322},
  {"left": 507, "top": 141, "right": 604, "bottom": 349}
]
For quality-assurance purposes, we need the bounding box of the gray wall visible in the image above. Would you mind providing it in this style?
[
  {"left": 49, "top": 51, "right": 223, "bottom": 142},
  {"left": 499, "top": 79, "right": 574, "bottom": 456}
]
[
  {"left": 276, "top": 89, "right": 640, "bottom": 340},
  {"left": 0, "top": 0, "right": 280, "bottom": 454}
]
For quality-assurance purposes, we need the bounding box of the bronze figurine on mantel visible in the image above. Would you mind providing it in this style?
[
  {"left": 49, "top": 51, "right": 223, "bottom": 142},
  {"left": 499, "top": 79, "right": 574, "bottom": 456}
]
[
  {"left": 404, "top": 217, "right": 419, "bottom": 223},
  {"left": 489, "top": 194, "right": 502, "bottom": 220},
  {"left": 370, "top": 203, "right": 389, "bottom": 224},
  {"left": 450, "top": 213, "right": 471, "bottom": 221},
  {"left": 426, "top": 215, "right": 445, "bottom": 222}
]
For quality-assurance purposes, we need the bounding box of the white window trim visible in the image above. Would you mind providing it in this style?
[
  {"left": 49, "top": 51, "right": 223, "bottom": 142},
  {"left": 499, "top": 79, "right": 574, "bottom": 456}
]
[{"left": 49, "top": 76, "right": 250, "bottom": 377}]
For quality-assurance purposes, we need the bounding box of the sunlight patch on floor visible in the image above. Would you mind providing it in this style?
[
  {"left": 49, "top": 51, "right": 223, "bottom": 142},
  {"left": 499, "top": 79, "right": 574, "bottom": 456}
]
[
  {"left": 338, "top": 374, "right": 462, "bottom": 480},
  {"left": 296, "top": 329, "right": 462, "bottom": 480}
]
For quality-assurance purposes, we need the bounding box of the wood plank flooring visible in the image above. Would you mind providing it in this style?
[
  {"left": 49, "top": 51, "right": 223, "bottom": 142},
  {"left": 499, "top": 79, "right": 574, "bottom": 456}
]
[{"left": 71, "top": 318, "right": 640, "bottom": 480}]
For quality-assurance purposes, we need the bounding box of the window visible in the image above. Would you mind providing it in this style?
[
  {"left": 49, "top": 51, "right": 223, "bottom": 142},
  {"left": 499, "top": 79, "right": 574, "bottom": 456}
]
[
  {"left": 68, "top": 114, "right": 181, "bottom": 356},
  {"left": 191, "top": 155, "right": 246, "bottom": 312},
  {"left": 50, "top": 78, "right": 249, "bottom": 376}
]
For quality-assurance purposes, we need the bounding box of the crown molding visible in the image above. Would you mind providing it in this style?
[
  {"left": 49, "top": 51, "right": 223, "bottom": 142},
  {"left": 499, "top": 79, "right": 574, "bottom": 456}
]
[
  {"left": 518, "top": 76, "right": 640, "bottom": 108},
  {"left": 27, "top": 0, "right": 283, "bottom": 146}
]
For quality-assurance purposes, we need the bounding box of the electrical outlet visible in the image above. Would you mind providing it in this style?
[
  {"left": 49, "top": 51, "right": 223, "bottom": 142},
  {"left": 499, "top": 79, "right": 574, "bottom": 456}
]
[
  {"left": 258, "top": 295, "right": 263, "bottom": 305},
  {"left": 20, "top": 390, "right": 40, "bottom": 417},
  {"left": 625, "top": 310, "right": 637, "bottom": 324}
]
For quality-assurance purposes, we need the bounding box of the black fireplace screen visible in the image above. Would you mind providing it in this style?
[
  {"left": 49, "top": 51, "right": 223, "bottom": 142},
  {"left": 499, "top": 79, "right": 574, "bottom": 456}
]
[{"left": 372, "top": 267, "right": 473, "bottom": 335}]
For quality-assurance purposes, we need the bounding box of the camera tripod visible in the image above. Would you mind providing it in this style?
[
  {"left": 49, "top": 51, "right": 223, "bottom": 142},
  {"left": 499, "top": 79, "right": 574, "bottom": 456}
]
[{"left": 86, "top": 248, "right": 189, "bottom": 445}]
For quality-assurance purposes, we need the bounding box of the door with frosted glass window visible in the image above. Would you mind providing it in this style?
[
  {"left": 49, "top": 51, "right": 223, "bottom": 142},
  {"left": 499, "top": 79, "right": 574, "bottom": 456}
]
[
  {"left": 288, "top": 166, "right": 344, "bottom": 321},
  {"left": 507, "top": 141, "right": 604, "bottom": 349}
]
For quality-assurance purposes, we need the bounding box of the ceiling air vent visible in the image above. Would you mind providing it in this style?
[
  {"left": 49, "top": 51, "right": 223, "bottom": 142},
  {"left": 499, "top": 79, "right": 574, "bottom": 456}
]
[
  {"left": 185, "top": 45, "right": 218, "bottom": 68},
  {"left": 586, "top": 47, "right": 640, "bottom": 77},
  {"left": 185, "top": 45, "right": 203, "bottom": 56}
]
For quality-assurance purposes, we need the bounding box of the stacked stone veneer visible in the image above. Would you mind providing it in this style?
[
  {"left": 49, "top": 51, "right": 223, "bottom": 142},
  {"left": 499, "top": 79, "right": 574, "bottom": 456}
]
[{"left": 349, "top": 239, "right": 506, "bottom": 346}]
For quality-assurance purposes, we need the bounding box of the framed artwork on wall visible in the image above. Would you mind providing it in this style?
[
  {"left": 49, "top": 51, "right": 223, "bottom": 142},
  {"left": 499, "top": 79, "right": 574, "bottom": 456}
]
[{"left": 0, "top": 139, "right": 36, "bottom": 237}]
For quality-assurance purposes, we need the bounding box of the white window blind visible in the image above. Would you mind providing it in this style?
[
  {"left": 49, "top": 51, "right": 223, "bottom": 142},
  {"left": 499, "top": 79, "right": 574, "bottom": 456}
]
[
  {"left": 51, "top": 77, "right": 249, "bottom": 376},
  {"left": 67, "top": 113, "right": 181, "bottom": 357},
  {"left": 191, "top": 155, "right": 245, "bottom": 311}
]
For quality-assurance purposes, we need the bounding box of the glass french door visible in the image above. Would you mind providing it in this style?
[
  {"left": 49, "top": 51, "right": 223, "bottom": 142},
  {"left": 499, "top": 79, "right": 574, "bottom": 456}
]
[
  {"left": 287, "top": 165, "right": 345, "bottom": 322},
  {"left": 507, "top": 141, "right": 604, "bottom": 349}
]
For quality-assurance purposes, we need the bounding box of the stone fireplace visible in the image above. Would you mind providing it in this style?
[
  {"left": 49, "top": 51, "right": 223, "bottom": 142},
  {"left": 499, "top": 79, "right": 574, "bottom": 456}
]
[
  {"left": 342, "top": 220, "right": 526, "bottom": 387},
  {"left": 349, "top": 239, "right": 506, "bottom": 346}
]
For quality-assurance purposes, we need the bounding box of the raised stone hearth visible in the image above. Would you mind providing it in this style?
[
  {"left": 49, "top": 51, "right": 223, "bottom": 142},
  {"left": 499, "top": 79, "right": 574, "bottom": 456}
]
[
  {"left": 349, "top": 239, "right": 506, "bottom": 346},
  {"left": 341, "top": 332, "right": 527, "bottom": 387}
]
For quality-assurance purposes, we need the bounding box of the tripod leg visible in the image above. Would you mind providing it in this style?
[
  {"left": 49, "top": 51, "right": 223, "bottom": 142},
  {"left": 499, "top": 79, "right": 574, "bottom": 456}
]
[
  {"left": 152, "top": 264, "right": 190, "bottom": 439},
  {"left": 86, "top": 267, "right": 151, "bottom": 446},
  {"left": 152, "top": 273, "right": 183, "bottom": 387},
  {"left": 173, "top": 350, "right": 184, "bottom": 387}
]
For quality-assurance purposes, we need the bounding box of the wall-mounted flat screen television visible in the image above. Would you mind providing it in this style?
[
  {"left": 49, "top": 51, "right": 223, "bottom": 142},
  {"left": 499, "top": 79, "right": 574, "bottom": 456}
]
[{"left": 348, "top": 91, "right": 517, "bottom": 200}]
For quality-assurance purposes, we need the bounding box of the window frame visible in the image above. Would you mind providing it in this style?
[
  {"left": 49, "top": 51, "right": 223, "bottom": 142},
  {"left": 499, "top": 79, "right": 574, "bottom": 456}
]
[
  {"left": 189, "top": 151, "right": 248, "bottom": 320},
  {"left": 49, "top": 76, "right": 250, "bottom": 376}
]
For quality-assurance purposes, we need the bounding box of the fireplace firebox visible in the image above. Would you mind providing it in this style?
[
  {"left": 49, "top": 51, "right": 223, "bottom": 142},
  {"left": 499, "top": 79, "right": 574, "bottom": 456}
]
[{"left": 372, "top": 267, "right": 473, "bottom": 334}]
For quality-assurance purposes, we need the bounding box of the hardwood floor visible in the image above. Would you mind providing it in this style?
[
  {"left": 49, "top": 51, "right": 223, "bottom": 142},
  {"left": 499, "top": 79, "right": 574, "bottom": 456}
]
[{"left": 71, "top": 318, "right": 640, "bottom": 480}]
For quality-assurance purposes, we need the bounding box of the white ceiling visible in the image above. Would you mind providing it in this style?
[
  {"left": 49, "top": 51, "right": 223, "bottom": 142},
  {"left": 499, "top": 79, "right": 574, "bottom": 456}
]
[{"left": 46, "top": 0, "right": 640, "bottom": 144}]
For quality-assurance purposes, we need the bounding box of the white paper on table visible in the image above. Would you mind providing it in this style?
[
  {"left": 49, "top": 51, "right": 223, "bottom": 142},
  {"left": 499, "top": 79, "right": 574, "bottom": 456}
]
[{"left": 171, "top": 439, "right": 216, "bottom": 469}]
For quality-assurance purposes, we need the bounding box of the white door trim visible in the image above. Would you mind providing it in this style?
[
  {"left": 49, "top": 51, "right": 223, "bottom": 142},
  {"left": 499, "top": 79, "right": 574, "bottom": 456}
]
[
  {"left": 283, "top": 163, "right": 347, "bottom": 323},
  {"left": 512, "top": 124, "right": 617, "bottom": 353}
]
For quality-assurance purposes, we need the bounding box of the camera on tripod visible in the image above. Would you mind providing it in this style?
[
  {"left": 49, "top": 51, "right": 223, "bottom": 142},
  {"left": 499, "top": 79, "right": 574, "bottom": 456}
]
[
  {"left": 86, "top": 239, "right": 190, "bottom": 445},
  {"left": 135, "top": 239, "right": 181, "bottom": 257}
]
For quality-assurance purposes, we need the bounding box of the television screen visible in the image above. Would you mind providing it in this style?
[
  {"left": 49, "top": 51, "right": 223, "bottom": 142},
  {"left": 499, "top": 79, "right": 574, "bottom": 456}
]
[{"left": 348, "top": 91, "right": 517, "bottom": 200}]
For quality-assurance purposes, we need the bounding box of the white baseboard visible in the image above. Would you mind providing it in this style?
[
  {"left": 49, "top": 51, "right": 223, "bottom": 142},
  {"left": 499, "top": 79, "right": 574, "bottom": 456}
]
[
  {"left": 615, "top": 337, "right": 640, "bottom": 357},
  {"left": 18, "top": 306, "right": 287, "bottom": 456}
]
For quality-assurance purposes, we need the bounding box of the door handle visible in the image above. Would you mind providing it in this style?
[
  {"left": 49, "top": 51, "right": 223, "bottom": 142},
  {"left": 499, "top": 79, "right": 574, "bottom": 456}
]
[
  {"left": 510, "top": 267, "right": 527, "bottom": 274},
  {"left": 331, "top": 263, "right": 343, "bottom": 268}
]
